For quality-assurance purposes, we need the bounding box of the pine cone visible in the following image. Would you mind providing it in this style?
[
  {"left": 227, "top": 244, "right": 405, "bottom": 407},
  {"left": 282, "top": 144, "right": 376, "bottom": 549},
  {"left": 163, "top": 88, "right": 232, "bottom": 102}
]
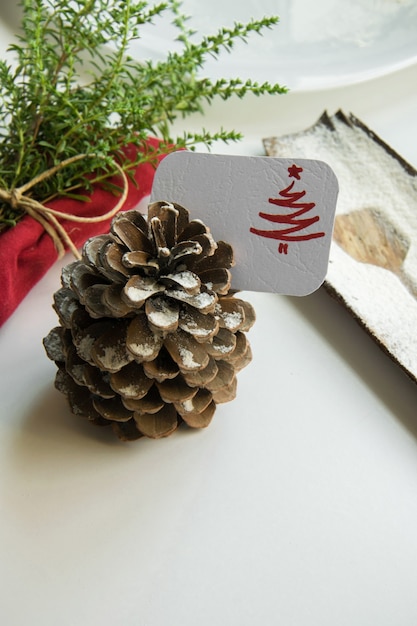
[{"left": 43, "top": 202, "right": 255, "bottom": 441}]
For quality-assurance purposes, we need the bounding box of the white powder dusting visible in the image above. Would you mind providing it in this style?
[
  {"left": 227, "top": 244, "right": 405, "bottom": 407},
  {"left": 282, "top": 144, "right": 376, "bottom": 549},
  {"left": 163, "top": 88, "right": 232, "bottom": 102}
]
[
  {"left": 118, "top": 384, "right": 140, "bottom": 397},
  {"left": 129, "top": 342, "right": 155, "bottom": 358},
  {"left": 125, "top": 277, "right": 165, "bottom": 304},
  {"left": 182, "top": 398, "right": 194, "bottom": 412},
  {"left": 178, "top": 347, "right": 200, "bottom": 369},
  {"left": 193, "top": 292, "right": 214, "bottom": 307},
  {"left": 149, "top": 310, "right": 175, "bottom": 327},
  {"left": 166, "top": 288, "right": 215, "bottom": 310},
  {"left": 212, "top": 343, "right": 234, "bottom": 355},
  {"left": 100, "top": 345, "right": 128, "bottom": 371},
  {"left": 72, "top": 364, "right": 85, "bottom": 383},
  {"left": 179, "top": 312, "right": 214, "bottom": 337},
  {"left": 77, "top": 335, "right": 96, "bottom": 361},
  {"left": 166, "top": 271, "right": 199, "bottom": 290},
  {"left": 181, "top": 314, "right": 197, "bottom": 330},
  {"left": 221, "top": 310, "right": 243, "bottom": 330},
  {"left": 147, "top": 298, "right": 178, "bottom": 329},
  {"left": 45, "top": 331, "right": 65, "bottom": 361},
  {"left": 125, "top": 286, "right": 145, "bottom": 302},
  {"left": 126, "top": 285, "right": 159, "bottom": 303},
  {"left": 193, "top": 326, "right": 213, "bottom": 337}
]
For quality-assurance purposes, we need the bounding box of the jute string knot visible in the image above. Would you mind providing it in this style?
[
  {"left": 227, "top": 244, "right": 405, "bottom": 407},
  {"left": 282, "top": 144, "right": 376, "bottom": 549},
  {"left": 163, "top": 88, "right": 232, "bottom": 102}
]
[
  {"left": 9, "top": 188, "right": 23, "bottom": 211},
  {"left": 0, "top": 153, "right": 129, "bottom": 259}
]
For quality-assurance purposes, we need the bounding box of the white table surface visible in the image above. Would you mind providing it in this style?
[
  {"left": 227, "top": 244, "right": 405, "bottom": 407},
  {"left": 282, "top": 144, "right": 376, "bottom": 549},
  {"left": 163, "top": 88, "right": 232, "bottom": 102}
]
[{"left": 2, "top": 13, "right": 417, "bottom": 626}]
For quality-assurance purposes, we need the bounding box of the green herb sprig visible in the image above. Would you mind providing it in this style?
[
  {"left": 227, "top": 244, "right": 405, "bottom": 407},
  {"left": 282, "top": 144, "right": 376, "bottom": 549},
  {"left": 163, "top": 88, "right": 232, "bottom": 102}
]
[{"left": 0, "top": 0, "right": 286, "bottom": 229}]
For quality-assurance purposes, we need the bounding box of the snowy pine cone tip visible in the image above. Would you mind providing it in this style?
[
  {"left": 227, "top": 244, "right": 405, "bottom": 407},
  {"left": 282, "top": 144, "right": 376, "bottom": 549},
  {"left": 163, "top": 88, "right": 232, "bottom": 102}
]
[{"left": 43, "top": 201, "right": 255, "bottom": 441}]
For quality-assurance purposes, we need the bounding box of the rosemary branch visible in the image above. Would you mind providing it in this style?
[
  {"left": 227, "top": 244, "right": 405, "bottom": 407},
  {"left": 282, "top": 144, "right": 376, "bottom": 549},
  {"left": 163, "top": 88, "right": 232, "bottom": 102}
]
[{"left": 0, "top": 0, "right": 287, "bottom": 228}]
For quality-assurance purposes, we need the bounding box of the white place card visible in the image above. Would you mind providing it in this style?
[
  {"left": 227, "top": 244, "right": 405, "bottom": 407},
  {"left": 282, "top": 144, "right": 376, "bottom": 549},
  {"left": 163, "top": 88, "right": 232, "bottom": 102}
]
[{"left": 151, "top": 152, "right": 338, "bottom": 295}]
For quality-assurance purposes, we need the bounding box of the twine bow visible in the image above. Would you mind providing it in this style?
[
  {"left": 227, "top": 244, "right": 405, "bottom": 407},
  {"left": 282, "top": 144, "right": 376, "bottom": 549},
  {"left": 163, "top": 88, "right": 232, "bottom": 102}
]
[{"left": 0, "top": 153, "right": 129, "bottom": 259}]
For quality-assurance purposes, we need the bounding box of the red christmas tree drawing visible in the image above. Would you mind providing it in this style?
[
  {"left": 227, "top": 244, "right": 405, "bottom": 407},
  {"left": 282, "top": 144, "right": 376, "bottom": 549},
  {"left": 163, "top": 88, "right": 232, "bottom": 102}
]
[{"left": 250, "top": 164, "right": 325, "bottom": 254}]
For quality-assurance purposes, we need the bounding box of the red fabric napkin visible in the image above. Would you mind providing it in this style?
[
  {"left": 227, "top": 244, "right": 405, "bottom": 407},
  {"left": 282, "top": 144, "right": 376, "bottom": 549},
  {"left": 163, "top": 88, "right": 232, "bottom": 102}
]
[{"left": 0, "top": 138, "right": 168, "bottom": 326}]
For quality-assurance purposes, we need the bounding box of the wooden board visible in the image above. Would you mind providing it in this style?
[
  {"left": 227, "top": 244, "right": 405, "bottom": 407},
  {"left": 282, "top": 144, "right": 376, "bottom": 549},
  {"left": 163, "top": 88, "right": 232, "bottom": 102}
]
[{"left": 264, "top": 110, "right": 417, "bottom": 383}]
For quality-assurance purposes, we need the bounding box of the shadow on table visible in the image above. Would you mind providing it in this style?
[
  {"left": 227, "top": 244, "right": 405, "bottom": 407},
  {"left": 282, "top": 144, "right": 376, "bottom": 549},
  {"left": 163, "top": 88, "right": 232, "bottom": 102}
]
[
  {"left": 287, "top": 286, "right": 417, "bottom": 441},
  {"left": 11, "top": 380, "right": 196, "bottom": 475},
  {"left": 12, "top": 382, "right": 125, "bottom": 463}
]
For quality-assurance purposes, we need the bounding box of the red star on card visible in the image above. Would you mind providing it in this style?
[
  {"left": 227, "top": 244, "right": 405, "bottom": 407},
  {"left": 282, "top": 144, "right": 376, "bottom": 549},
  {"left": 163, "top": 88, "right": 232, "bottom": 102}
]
[{"left": 288, "top": 164, "right": 303, "bottom": 179}]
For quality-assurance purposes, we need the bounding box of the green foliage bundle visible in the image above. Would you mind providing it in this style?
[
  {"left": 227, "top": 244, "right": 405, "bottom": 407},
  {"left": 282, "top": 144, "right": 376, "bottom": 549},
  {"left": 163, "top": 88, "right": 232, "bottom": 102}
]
[{"left": 0, "top": 0, "right": 286, "bottom": 228}]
